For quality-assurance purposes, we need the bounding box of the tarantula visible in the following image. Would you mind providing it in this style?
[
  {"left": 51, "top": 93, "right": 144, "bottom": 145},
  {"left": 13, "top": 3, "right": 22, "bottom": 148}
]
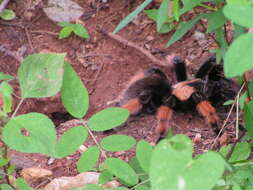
[{"left": 116, "top": 55, "right": 239, "bottom": 140}]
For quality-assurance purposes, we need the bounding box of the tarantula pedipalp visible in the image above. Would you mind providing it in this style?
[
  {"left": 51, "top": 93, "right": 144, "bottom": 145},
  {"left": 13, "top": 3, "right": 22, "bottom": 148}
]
[{"left": 116, "top": 55, "right": 239, "bottom": 140}]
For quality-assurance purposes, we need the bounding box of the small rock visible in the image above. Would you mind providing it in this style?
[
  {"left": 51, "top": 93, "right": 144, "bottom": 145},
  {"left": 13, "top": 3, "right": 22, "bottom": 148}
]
[
  {"left": 44, "top": 172, "right": 119, "bottom": 190},
  {"left": 146, "top": 36, "right": 154, "bottom": 42},
  {"left": 79, "top": 145, "right": 87, "bottom": 153},
  {"left": 193, "top": 133, "right": 201, "bottom": 143},
  {"left": 21, "top": 167, "right": 52, "bottom": 184}
]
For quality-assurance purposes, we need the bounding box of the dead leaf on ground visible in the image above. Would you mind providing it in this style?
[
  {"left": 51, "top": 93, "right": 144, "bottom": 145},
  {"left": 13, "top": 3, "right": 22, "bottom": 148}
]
[{"left": 21, "top": 167, "right": 52, "bottom": 184}]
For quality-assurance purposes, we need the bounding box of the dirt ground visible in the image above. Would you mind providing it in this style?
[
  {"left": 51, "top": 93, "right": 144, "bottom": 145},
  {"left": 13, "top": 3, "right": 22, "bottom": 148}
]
[{"left": 0, "top": 0, "right": 237, "bottom": 187}]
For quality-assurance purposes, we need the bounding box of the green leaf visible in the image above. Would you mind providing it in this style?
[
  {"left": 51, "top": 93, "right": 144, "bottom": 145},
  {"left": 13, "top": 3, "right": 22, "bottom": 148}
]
[
  {"left": 55, "top": 126, "right": 88, "bottom": 158},
  {"left": 129, "top": 156, "right": 149, "bottom": 183},
  {"left": 180, "top": 0, "right": 208, "bottom": 14},
  {"left": 159, "top": 23, "right": 175, "bottom": 33},
  {"left": 172, "top": 0, "right": 180, "bottom": 21},
  {"left": 150, "top": 135, "right": 224, "bottom": 190},
  {"left": 3, "top": 113, "right": 57, "bottom": 157},
  {"left": 248, "top": 80, "right": 253, "bottom": 96},
  {"left": 223, "top": 100, "right": 234, "bottom": 106},
  {"left": 224, "top": 33, "right": 253, "bottom": 77},
  {"left": 244, "top": 101, "right": 253, "bottom": 139},
  {"left": 0, "top": 158, "right": 8, "bottom": 166},
  {"left": 0, "top": 184, "right": 13, "bottom": 190},
  {"left": 99, "top": 170, "right": 113, "bottom": 185},
  {"left": 113, "top": 0, "right": 153, "bottom": 33},
  {"left": 88, "top": 107, "right": 129, "bottom": 131},
  {"left": 233, "top": 24, "right": 246, "bottom": 40},
  {"left": 206, "top": 10, "right": 226, "bottom": 33},
  {"left": 144, "top": 9, "right": 158, "bottom": 21},
  {"left": 136, "top": 140, "right": 153, "bottom": 173},
  {"left": 77, "top": 146, "right": 100, "bottom": 172},
  {"left": 105, "top": 158, "right": 138, "bottom": 186},
  {"left": 157, "top": 0, "right": 170, "bottom": 31},
  {"left": 61, "top": 62, "right": 89, "bottom": 118},
  {"left": 59, "top": 26, "right": 73, "bottom": 39},
  {"left": 0, "top": 72, "right": 14, "bottom": 81},
  {"left": 101, "top": 135, "right": 136, "bottom": 152},
  {"left": 135, "top": 185, "right": 150, "bottom": 190},
  {"left": 73, "top": 24, "right": 90, "bottom": 39},
  {"left": 0, "top": 81, "right": 13, "bottom": 113},
  {"left": 223, "top": 5, "right": 253, "bottom": 28},
  {"left": 0, "top": 9, "right": 15, "bottom": 20},
  {"left": 16, "top": 178, "right": 31, "bottom": 190},
  {"left": 239, "top": 92, "right": 247, "bottom": 109},
  {"left": 166, "top": 14, "right": 206, "bottom": 47},
  {"left": 18, "top": 53, "right": 65, "bottom": 98},
  {"left": 229, "top": 142, "right": 250, "bottom": 163}
]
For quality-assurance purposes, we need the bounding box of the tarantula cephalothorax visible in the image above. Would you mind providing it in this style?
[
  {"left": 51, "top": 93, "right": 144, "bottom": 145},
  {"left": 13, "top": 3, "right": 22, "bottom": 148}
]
[{"left": 116, "top": 55, "right": 239, "bottom": 140}]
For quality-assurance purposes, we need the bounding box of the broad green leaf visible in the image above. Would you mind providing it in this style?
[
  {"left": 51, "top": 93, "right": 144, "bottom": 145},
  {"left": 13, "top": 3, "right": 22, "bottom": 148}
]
[
  {"left": 18, "top": 53, "right": 65, "bottom": 98},
  {"left": 16, "top": 178, "right": 31, "bottom": 190},
  {"left": 229, "top": 142, "right": 251, "bottom": 163},
  {"left": 113, "top": 0, "right": 153, "bottom": 33},
  {"left": 59, "top": 26, "right": 73, "bottom": 39},
  {"left": 206, "top": 10, "right": 226, "bottom": 33},
  {"left": 135, "top": 185, "right": 150, "bottom": 190},
  {"left": 150, "top": 135, "right": 224, "bottom": 190},
  {"left": 244, "top": 101, "right": 253, "bottom": 139},
  {"left": 0, "top": 9, "right": 15, "bottom": 20},
  {"left": 73, "top": 24, "right": 90, "bottom": 39},
  {"left": 129, "top": 156, "right": 149, "bottom": 182},
  {"left": 224, "top": 33, "right": 253, "bottom": 77},
  {"left": 85, "top": 184, "right": 128, "bottom": 190},
  {"left": 0, "top": 81, "right": 13, "bottom": 113},
  {"left": 0, "top": 184, "right": 13, "bottom": 190},
  {"left": 157, "top": 0, "right": 170, "bottom": 31},
  {"left": 215, "top": 27, "right": 228, "bottom": 61},
  {"left": 77, "top": 146, "right": 100, "bottom": 172},
  {"left": 159, "top": 23, "right": 175, "bottom": 33},
  {"left": 223, "top": 5, "right": 253, "bottom": 28},
  {"left": 239, "top": 92, "right": 247, "bottom": 109},
  {"left": 0, "top": 72, "right": 14, "bottom": 81},
  {"left": 233, "top": 24, "right": 246, "bottom": 40},
  {"left": 105, "top": 158, "right": 138, "bottom": 186},
  {"left": 101, "top": 135, "right": 136, "bottom": 152},
  {"left": 88, "top": 107, "right": 129, "bottom": 131},
  {"left": 166, "top": 14, "right": 206, "bottom": 47},
  {"left": 99, "top": 170, "right": 113, "bottom": 185},
  {"left": 3, "top": 113, "right": 57, "bottom": 156},
  {"left": 136, "top": 140, "right": 153, "bottom": 173},
  {"left": 55, "top": 126, "right": 88, "bottom": 158},
  {"left": 61, "top": 62, "right": 89, "bottom": 118},
  {"left": 248, "top": 80, "right": 253, "bottom": 96},
  {"left": 219, "top": 144, "right": 232, "bottom": 158}
]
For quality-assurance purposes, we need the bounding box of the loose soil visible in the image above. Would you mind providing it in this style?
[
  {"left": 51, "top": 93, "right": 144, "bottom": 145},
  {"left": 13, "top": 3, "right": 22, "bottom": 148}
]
[{"left": 0, "top": 0, "right": 237, "bottom": 187}]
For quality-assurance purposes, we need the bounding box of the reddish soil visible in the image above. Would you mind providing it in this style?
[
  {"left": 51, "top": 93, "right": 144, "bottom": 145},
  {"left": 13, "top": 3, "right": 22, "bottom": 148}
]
[{"left": 0, "top": 0, "right": 237, "bottom": 187}]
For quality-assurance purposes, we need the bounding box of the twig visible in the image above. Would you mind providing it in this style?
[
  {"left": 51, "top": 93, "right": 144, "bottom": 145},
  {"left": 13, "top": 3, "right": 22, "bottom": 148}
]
[
  {"left": 24, "top": 27, "right": 34, "bottom": 50},
  {"left": 210, "top": 83, "right": 245, "bottom": 149},
  {"left": 0, "top": 0, "right": 10, "bottom": 13},
  {"left": 31, "top": 30, "right": 58, "bottom": 36},
  {"left": 104, "top": 32, "right": 168, "bottom": 67}
]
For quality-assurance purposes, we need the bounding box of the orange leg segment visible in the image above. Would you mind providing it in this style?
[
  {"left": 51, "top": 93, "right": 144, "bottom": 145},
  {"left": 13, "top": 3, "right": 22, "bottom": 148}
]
[
  {"left": 122, "top": 98, "right": 142, "bottom": 115},
  {"left": 196, "top": 100, "right": 220, "bottom": 133},
  {"left": 156, "top": 105, "right": 173, "bottom": 137}
]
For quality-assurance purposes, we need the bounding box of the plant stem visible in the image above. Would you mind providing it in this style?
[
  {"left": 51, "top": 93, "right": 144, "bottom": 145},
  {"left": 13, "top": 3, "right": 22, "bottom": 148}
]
[
  {"left": 198, "top": 3, "right": 217, "bottom": 11},
  {"left": 82, "top": 121, "right": 107, "bottom": 159},
  {"left": 130, "top": 179, "right": 150, "bottom": 190},
  {"left": 11, "top": 98, "right": 25, "bottom": 118}
]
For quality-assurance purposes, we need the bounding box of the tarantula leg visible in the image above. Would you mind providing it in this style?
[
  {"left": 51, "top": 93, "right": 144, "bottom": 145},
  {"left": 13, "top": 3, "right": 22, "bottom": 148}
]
[
  {"left": 173, "top": 56, "right": 187, "bottom": 82},
  {"left": 121, "top": 98, "right": 143, "bottom": 115},
  {"left": 156, "top": 105, "right": 173, "bottom": 140},
  {"left": 196, "top": 100, "right": 220, "bottom": 134},
  {"left": 195, "top": 56, "right": 216, "bottom": 79}
]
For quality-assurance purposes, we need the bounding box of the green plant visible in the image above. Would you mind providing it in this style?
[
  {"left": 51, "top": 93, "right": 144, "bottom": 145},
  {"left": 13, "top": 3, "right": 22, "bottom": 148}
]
[{"left": 58, "top": 22, "right": 90, "bottom": 40}]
